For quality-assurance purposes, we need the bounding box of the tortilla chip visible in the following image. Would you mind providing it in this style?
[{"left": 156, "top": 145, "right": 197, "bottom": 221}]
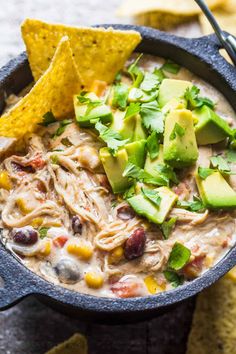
[
  {"left": 186, "top": 276, "right": 236, "bottom": 354},
  {"left": 45, "top": 333, "right": 87, "bottom": 354},
  {"left": 134, "top": 12, "right": 194, "bottom": 30},
  {"left": 21, "top": 19, "right": 141, "bottom": 86},
  {"left": 0, "top": 37, "right": 83, "bottom": 138},
  {"left": 117, "top": 0, "right": 225, "bottom": 17}
]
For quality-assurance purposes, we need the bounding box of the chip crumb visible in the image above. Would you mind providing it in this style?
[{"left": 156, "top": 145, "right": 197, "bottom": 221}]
[{"left": 45, "top": 333, "right": 87, "bottom": 354}]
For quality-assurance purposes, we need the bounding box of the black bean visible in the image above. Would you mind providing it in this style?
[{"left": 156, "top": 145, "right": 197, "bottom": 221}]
[
  {"left": 55, "top": 258, "right": 81, "bottom": 284},
  {"left": 117, "top": 205, "right": 135, "bottom": 220},
  {"left": 72, "top": 215, "right": 82, "bottom": 234},
  {"left": 12, "top": 228, "right": 38, "bottom": 245},
  {"left": 124, "top": 228, "right": 146, "bottom": 260}
]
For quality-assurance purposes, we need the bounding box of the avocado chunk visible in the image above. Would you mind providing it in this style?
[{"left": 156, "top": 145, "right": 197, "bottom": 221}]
[
  {"left": 110, "top": 110, "right": 136, "bottom": 141},
  {"left": 196, "top": 171, "right": 236, "bottom": 209},
  {"left": 144, "top": 144, "right": 164, "bottom": 177},
  {"left": 128, "top": 186, "right": 178, "bottom": 224},
  {"left": 125, "top": 140, "right": 146, "bottom": 167},
  {"left": 99, "top": 147, "right": 131, "bottom": 194},
  {"left": 158, "top": 79, "right": 192, "bottom": 108},
  {"left": 74, "top": 93, "right": 113, "bottom": 128},
  {"left": 162, "top": 98, "right": 186, "bottom": 116},
  {"left": 99, "top": 141, "right": 146, "bottom": 194},
  {"left": 163, "top": 109, "right": 198, "bottom": 168},
  {"left": 133, "top": 115, "right": 148, "bottom": 141},
  {"left": 193, "top": 105, "right": 232, "bottom": 145}
]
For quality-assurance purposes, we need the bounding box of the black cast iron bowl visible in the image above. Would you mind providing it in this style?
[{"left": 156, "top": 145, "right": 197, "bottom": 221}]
[{"left": 0, "top": 24, "right": 236, "bottom": 324}]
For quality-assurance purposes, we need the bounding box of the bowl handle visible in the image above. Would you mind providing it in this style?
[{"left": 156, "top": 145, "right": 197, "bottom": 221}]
[{"left": 0, "top": 243, "right": 35, "bottom": 310}]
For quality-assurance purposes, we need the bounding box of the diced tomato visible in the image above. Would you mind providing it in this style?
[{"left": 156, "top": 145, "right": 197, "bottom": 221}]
[
  {"left": 111, "top": 280, "right": 143, "bottom": 298},
  {"left": 183, "top": 254, "right": 206, "bottom": 279},
  {"left": 53, "top": 236, "right": 68, "bottom": 248},
  {"left": 29, "top": 153, "right": 46, "bottom": 170}
]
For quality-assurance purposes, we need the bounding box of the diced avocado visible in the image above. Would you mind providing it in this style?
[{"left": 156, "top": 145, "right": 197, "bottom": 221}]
[
  {"left": 99, "top": 141, "right": 146, "bottom": 194},
  {"left": 196, "top": 171, "right": 236, "bottom": 209},
  {"left": 125, "top": 140, "right": 146, "bottom": 167},
  {"left": 128, "top": 186, "right": 178, "bottom": 224},
  {"left": 110, "top": 110, "right": 136, "bottom": 141},
  {"left": 158, "top": 79, "right": 192, "bottom": 107},
  {"left": 163, "top": 109, "right": 198, "bottom": 168},
  {"left": 144, "top": 144, "right": 164, "bottom": 177},
  {"left": 162, "top": 98, "right": 186, "bottom": 116},
  {"left": 99, "top": 147, "right": 131, "bottom": 194},
  {"left": 193, "top": 105, "right": 232, "bottom": 145},
  {"left": 74, "top": 93, "right": 113, "bottom": 128},
  {"left": 133, "top": 115, "right": 147, "bottom": 141}
]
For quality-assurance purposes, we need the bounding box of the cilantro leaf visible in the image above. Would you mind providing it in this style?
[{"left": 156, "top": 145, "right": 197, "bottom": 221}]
[
  {"left": 153, "top": 68, "right": 166, "bottom": 82},
  {"left": 169, "top": 123, "right": 185, "bottom": 141},
  {"left": 164, "top": 270, "right": 184, "bottom": 288},
  {"left": 61, "top": 137, "right": 72, "bottom": 147},
  {"left": 39, "top": 111, "right": 57, "bottom": 126},
  {"left": 141, "top": 187, "right": 161, "bottom": 207},
  {"left": 140, "top": 72, "right": 160, "bottom": 92},
  {"left": 198, "top": 167, "right": 215, "bottom": 180},
  {"left": 128, "top": 54, "right": 144, "bottom": 85},
  {"left": 140, "top": 101, "right": 164, "bottom": 134},
  {"left": 95, "top": 122, "right": 129, "bottom": 154},
  {"left": 162, "top": 60, "right": 180, "bottom": 74},
  {"left": 39, "top": 227, "right": 49, "bottom": 239},
  {"left": 210, "top": 155, "right": 230, "bottom": 172},
  {"left": 77, "top": 91, "right": 91, "bottom": 104},
  {"left": 177, "top": 195, "right": 205, "bottom": 212},
  {"left": 226, "top": 149, "right": 236, "bottom": 163},
  {"left": 147, "top": 132, "right": 160, "bottom": 160},
  {"left": 167, "top": 242, "right": 191, "bottom": 271},
  {"left": 124, "top": 102, "right": 141, "bottom": 120},
  {"left": 160, "top": 217, "right": 177, "bottom": 240},
  {"left": 53, "top": 119, "right": 72, "bottom": 138},
  {"left": 184, "top": 86, "right": 215, "bottom": 110},
  {"left": 123, "top": 184, "right": 136, "bottom": 199},
  {"left": 112, "top": 83, "right": 129, "bottom": 110},
  {"left": 123, "top": 162, "right": 142, "bottom": 179},
  {"left": 155, "top": 164, "right": 179, "bottom": 186}
]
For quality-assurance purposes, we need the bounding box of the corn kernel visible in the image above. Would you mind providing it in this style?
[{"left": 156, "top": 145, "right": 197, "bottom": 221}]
[
  {"left": 67, "top": 243, "right": 93, "bottom": 260},
  {"left": 205, "top": 255, "right": 213, "bottom": 268},
  {"left": 90, "top": 80, "right": 107, "bottom": 97},
  {"left": 30, "top": 218, "right": 43, "bottom": 227},
  {"left": 16, "top": 198, "right": 33, "bottom": 215},
  {"left": 108, "top": 246, "right": 124, "bottom": 264},
  {"left": 226, "top": 266, "right": 236, "bottom": 282},
  {"left": 0, "top": 171, "right": 12, "bottom": 191},
  {"left": 144, "top": 275, "right": 164, "bottom": 295},
  {"left": 84, "top": 272, "right": 104, "bottom": 289},
  {"left": 39, "top": 240, "right": 51, "bottom": 257},
  {"left": 50, "top": 221, "right": 62, "bottom": 227}
]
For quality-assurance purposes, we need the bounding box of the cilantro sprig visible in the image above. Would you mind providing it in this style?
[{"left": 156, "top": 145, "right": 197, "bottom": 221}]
[
  {"left": 167, "top": 242, "right": 191, "bottom": 271},
  {"left": 53, "top": 119, "right": 72, "bottom": 138},
  {"left": 184, "top": 86, "right": 215, "bottom": 110},
  {"left": 161, "top": 60, "right": 180, "bottom": 75},
  {"left": 141, "top": 187, "right": 161, "bottom": 207},
  {"left": 112, "top": 83, "right": 129, "bottom": 110},
  {"left": 95, "top": 121, "right": 129, "bottom": 155},
  {"left": 177, "top": 195, "right": 205, "bottom": 212},
  {"left": 146, "top": 132, "right": 160, "bottom": 160},
  {"left": 160, "top": 217, "right": 177, "bottom": 240},
  {"left": 140, "top": 101, "right": 164, "bottom": 134},
  {"left": 39, "top": 111, "right": 57, "bottom": 126}
]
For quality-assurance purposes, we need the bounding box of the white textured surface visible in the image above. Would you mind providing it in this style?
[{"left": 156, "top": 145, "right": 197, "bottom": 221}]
[
  {"left": 0, "top": 0, "right": 125, "bottom": 67},
  {"left": 0, "top": 0, "right": 202, "bottom": 68}
]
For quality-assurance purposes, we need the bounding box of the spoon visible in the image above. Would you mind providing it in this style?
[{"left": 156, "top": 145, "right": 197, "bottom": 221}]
[{"left": 194, "top": 0, "right": 236, "bottom": 65}]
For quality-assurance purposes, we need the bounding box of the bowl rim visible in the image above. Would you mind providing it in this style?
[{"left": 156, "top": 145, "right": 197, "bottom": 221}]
[{"left": 0, "top": 24, "right": 236, "bottom": 316}]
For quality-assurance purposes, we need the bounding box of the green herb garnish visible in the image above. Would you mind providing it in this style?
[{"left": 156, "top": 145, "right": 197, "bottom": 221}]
[
  {"left": 61, "top": 137, "right": 72, "bottom": 147},
  {"left": 153, "top": 68, "right": 166, "bottom": 82},
  {"left": 39, "top": 111, "right": 57, "bottom": 126},
  {"left": 39, "top": 227, "right": 50, "bottom": 239},
  {"left": 146, "top": 131, "right": 160, "bottom": 160},
  {"left": 160, "top": 217, "right": 177, "bottom": 240},
  {"left": 226, "top": 149, "right": 236, "bottom": 163},
  {"left": 155, "top": 164, "right": 179, "bottom": 186},
  {"left": 124, "top": 102, "right": 141, "bottom": 120},
  {"left": 50, "top": 155, "right": 59, "bottom": 164},
  {"left": 95, "top": 121, "right": 129, "bottom": 155},
  {"left": 164, "top": 270, "right": 184, "bottom": 288},
  {"left": 162, "top": 60, "right": 180, "bottom": 74},
  {"left": 184, "top": 86, "right": 215, "bottom": 110},
  {"left": 128, "top": 54, "right": 143, "bottom": 84},
  {"left": 112, "top": 83, "right": 129, "bottom": 110},
  {"left": 123, "top": 184, "right": 136, "bottom": 199},
  {"left": 141, "top": 187, "right": 161, "bottom": 207},
  {"left": 177, "top": 195, "right": 205, "bottom": 212},
  {"left": 169, "top": 123, "right": 185, "bottom": 140},
  {"left": 140, "top": 72, "right": 160, "bottom": 92},
  {"left": 210, "top": 155, "right": 230, "bottom": 173},
  {"left": 53, "top": 119, "right": 72, "bottom": 138},
  {"left": 167, "top": 242, "right": 191, "bottom": 271},
  {"left": 198, "top": 167, "right": 215, "bottom": 180},
  {"left": 140, "top": 101, "right": 164, "bottom": 134}
]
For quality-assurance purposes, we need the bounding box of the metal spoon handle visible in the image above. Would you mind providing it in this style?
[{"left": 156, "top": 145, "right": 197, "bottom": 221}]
[{"left": 194, "top": 0, "right": 236, "bottom": 66}]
